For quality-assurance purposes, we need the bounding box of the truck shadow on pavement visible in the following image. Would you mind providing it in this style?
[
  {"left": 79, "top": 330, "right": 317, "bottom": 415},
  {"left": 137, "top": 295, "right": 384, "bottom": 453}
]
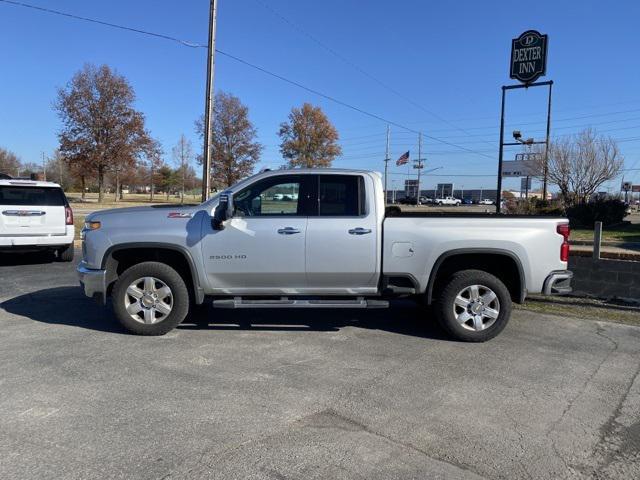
[
  {"left": 2, "top": 287, "right": 449, "bottom": 340},
  {"left": 0, "top": 251, "right": 56, "bottom": 266},
  {"left": 182, "top": 301, "right": 449, "bottom": 340},
  {"left": 1, "top": 287, "right": 125, "bottom": 334}
]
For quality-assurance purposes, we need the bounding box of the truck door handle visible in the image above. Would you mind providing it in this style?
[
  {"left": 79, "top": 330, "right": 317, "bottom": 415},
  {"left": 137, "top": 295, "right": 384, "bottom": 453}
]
[
  {"left": 348, "top": 228, "right": 372, "bottom": 235},
  {"left": 277, "top": 227, "right": 301, "bottom": 235}
]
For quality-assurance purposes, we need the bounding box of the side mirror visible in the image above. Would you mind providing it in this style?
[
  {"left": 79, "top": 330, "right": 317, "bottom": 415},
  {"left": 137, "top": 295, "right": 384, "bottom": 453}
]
[{"left": 212, "top": 192, "right": 231, "bottom": 230}]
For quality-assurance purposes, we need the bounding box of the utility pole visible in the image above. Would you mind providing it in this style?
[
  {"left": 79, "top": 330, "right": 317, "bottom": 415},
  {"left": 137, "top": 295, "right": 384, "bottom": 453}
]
[
  {"left": 416, "top": 132, "right": 423, "bottom": 201},
  {"left": 58, "top": 155, "right": 63, "bottom": 188},
  {"left": 201, "top": 0, "right": 218, "bottom": 202},
  {"left": 383, "top": 125, "right": 390, "bottom": 204},
  {"left": 42, "top": 152, "right": 47, "bottom": 181}
]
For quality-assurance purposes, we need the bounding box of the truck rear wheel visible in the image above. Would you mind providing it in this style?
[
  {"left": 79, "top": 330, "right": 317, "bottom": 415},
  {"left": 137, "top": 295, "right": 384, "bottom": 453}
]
[
  {"left": 434, "top": 269, "right": 511, "bottom": 342},
  {"left": 112, "top": 261, "right": 190, "bottom": 335}
]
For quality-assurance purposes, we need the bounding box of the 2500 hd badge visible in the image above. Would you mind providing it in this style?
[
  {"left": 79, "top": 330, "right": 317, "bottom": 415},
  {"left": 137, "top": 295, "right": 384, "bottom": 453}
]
[{"left": 210, "top": 254, "right": 247, "bottom": 260}]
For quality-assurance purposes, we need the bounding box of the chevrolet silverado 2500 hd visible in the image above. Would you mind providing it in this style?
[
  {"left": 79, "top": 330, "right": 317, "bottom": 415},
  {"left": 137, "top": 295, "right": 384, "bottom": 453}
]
[{"left": 78, "top": 169, "right": 572, "bottom": 341}]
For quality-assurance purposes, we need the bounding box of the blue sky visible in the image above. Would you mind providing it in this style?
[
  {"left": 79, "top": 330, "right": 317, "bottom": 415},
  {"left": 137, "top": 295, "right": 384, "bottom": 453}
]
[{"left": 1, "top": 0, "right": 639, "bottom": 191}]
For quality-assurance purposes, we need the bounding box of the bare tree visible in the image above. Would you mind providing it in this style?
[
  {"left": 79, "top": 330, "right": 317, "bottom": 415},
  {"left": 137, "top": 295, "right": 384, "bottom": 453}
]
[
  {"left": 172, "top": 134, "right": 193, "bottom": 204},
  {"left": 278, "top": 103, "right": 342, "bottom": 168},
  {"left": 0, "top": 147, "right": 21, "bottom": 176},
  {"left": 145, "top": 139, "right": 163, "bottom": 202},
  {"left": 534, "top": 128, "right": 623, "bottom": 206},
  {"left": 55, "top": 64, "right": 152, "bottom": 202},
  {"left": 196, "top": 91, "right": 262, "bottom": 189},
  {"left": 44, "top": 150, "right": 71, "bottom": 188}
]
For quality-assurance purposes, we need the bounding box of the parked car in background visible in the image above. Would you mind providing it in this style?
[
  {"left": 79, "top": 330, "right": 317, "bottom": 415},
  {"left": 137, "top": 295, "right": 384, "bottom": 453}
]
[
  {"left": 78, "top": 168, "right": 572, "bottom": 342},
  {"left": 462, "top": 198, "right": 474, "bottom": 205},
  {"left": 435, "top": 196, "right": 461, "bottom": 206},
  {"left": 480, "top": 199, "right": 495, "bottom": 205},
  {"left": 398, "top": 196, "right": 418, "bottom": 205},
  {"left": 0, "top": 178, "right": 74, "bottom": 261}
]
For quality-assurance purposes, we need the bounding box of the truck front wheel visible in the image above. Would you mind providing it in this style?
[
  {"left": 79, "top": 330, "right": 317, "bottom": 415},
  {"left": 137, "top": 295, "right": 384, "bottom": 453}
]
[
  {"left": 112, "top": 261, "right": 190, "bottom": 335},
  {"left": 434, "top": 269, "right": 511, "bottom": 342}
]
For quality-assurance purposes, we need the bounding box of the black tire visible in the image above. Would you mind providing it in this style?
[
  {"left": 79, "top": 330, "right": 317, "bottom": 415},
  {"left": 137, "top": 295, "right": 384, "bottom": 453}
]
[
  {"left": 112, "top": 261, "right": 190, "bottom": 335},
  {"left": 433, "top": 269, "right": 512, "bottom": 342},
  {"left": 57, "top": 244, "right": 74, "bottom": 262}
]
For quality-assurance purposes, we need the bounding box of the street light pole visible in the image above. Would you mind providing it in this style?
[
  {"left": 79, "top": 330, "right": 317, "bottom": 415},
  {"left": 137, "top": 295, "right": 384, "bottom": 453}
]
[{"left": 201, "top": 0, "right": 218, "bottom": 202}]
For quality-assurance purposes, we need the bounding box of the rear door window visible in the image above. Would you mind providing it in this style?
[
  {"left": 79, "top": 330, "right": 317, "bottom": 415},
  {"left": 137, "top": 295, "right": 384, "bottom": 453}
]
[
  {"left": 0, "top": 186, "right": 67, "bottom": 206},
  {"left": 318, "top": 175, "right": 365, "bottom": 216}
]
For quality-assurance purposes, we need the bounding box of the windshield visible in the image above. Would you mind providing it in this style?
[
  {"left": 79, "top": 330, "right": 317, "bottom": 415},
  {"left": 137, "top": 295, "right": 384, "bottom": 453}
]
[{"left": 0, "top": 186, "right": 67, "bottom": 206}]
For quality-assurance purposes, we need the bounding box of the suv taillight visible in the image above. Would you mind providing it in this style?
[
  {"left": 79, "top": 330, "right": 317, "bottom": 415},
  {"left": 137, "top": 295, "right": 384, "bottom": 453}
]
[
  {"left": 557, "top": 223, "right": 570, "bottom": 262},
  {"left": 65, "top": 206, "right": 74, "bottom": 226}
]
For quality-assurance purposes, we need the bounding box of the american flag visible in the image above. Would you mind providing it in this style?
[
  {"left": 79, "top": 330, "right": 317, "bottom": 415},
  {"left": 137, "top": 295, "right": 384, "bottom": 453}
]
[{"left": 396, "top": 151, "right": 410, "bottom": 166}]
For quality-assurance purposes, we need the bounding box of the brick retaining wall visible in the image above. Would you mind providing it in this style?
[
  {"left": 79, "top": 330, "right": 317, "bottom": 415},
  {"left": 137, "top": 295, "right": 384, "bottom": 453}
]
[{"left": 568, "top": 255, "right": 640, "bottom": 300}]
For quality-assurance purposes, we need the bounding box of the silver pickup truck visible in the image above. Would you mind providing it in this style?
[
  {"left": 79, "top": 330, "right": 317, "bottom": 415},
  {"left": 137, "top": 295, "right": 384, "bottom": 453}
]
[{"left": 78, "top": 168, "right": 572, "bottom": 341}]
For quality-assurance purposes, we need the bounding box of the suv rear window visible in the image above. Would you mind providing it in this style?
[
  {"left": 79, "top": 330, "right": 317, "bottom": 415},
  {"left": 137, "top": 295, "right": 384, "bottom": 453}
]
[{"left": 0, "top": 186, "right": 67, "bottom": 206}]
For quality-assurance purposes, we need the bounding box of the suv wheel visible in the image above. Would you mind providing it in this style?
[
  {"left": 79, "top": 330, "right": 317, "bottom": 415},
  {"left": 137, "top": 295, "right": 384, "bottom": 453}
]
[
  {"left": 434, "top": 269, "right": 511, "bottom": 342},
  {"left": 57, "top": 244, "right": 74, "bottom": 262},
  {"left": 112, "top": 262, "right": 190, "bottom": 335}
]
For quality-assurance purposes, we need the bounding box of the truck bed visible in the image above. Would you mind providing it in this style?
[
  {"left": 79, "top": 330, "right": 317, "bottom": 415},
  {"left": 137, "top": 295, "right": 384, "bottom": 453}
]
[{"left": 382, "top": 215, "right": 568, "bottom": 296}]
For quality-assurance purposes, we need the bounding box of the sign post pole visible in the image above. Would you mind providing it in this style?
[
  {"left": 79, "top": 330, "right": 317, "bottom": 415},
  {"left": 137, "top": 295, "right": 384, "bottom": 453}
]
[
  {"left": 542, "top": 81, "right": 553, "bottom": 202},
  {"left": 497, "top": 30, "right": 551, "bottom": 213},
  {"left": 496, "top": 86, "right": 506, "bottom": 214}
]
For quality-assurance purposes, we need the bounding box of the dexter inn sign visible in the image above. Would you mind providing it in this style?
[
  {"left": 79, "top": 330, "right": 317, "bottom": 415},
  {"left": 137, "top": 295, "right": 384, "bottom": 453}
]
[{"left": 510, "top": 30, "right": 548, "bottom": 84}]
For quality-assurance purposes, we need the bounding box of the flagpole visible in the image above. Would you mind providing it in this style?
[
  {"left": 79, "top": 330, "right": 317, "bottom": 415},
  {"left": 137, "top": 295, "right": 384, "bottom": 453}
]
[{"left": 384, "top": 125, "right": 390, "bottom": 204}]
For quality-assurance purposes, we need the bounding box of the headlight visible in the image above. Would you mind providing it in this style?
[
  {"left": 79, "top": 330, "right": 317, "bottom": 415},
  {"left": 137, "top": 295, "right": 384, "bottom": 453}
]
[
  {"left": 84, "top": 221, "right": 101, "bottom": 230},
  {"left": 80, "top": 221, "right": 101, "bottom": 240}
]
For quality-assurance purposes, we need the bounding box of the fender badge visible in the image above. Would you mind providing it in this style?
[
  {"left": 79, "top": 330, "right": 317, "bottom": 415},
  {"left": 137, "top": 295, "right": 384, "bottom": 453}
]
[{"left": 167, "top": 212, "right": 193, "bottom": 218}]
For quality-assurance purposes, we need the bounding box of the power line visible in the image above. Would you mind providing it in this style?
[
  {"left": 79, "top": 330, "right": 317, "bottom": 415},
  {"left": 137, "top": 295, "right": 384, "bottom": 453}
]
[
  {"left": 0, "top": 0, "right": 206, "bottom": 47},
  {"left": 344, "top": 106, "right": 640, "bottom": 137},
  {"left": 251, "top": 0, "right": 496, "bottom": 148},
  {"left": 0, "top": 0, "right": 495, "bottom": 160},
  {"left": 212, "top": 50, "right": 421, "bottom": 134}
]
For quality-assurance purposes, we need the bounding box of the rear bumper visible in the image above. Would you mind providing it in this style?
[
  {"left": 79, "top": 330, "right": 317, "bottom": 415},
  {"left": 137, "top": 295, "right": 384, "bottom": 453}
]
[
  {"left": 77, "top": 261, "right": 107, "bottom": 304},
  {"left": 0, "top": 232, "right": 74, "bottom": 249},
  {"left": 542, "top": 270, "right": 573, "bottom": 295}
]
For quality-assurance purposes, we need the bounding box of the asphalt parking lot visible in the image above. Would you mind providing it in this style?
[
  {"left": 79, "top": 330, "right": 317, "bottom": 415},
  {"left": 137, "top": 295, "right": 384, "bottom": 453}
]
[{"left": 1, "top": 252, "right": 639, "bottom": 479}]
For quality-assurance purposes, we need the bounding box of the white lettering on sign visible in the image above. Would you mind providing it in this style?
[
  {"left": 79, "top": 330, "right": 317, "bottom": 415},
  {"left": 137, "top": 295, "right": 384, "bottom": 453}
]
[{"left": 513, "top": 46, "right": 541, "bottom": 62}]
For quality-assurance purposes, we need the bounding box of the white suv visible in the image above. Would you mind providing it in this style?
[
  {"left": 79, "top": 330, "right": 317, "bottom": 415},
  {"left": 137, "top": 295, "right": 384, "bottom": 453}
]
[{"left": 0, "top": 178, "right": 75, "bottom": 261}]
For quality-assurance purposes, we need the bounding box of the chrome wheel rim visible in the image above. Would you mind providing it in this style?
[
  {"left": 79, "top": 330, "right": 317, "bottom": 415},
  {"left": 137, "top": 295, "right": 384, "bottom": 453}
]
[
  {"left": 124, "top": 277, "right": 173, "bottom": 324},
  {"left": 453, "top": 284, "right": 500, "bottom": 331}
]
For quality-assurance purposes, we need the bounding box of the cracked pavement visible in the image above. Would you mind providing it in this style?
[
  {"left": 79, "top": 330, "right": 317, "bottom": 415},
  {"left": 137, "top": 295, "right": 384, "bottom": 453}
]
[{"left": 1, "top": 252, "right": 639, "bottom": 479}]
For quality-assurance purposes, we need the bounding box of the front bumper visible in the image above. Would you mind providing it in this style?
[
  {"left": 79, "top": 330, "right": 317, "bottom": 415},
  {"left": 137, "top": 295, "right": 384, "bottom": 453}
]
[
  {"left": 77, "top": 261, "right": 107, "bottom": 304},
  {"left": 543, "top": 270, "right": 573, "bottom": 295}
]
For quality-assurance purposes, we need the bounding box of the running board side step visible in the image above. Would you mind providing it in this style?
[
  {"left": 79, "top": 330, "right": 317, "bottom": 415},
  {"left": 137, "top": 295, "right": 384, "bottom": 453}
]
[{"left": 212, "top": 297, "right": 389, "bottom": 309}]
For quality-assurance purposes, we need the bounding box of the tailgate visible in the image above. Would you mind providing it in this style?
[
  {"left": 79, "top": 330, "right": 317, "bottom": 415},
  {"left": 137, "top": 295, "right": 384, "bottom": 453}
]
[{"left": 0, "top": 186, "right": 67, "bottom": 236}]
